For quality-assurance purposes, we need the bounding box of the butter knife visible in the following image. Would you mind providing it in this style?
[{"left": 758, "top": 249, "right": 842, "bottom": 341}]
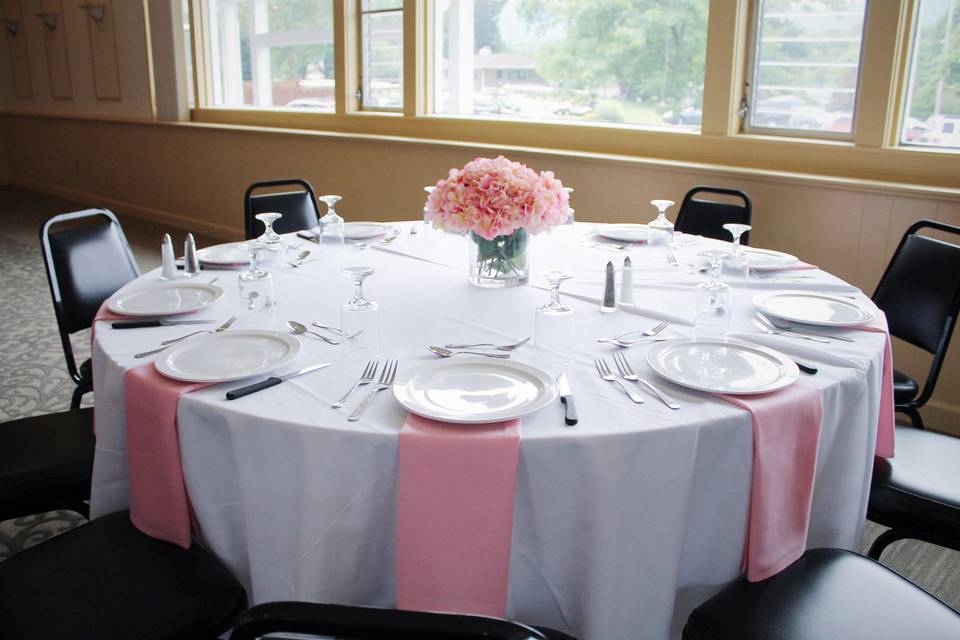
[
  {"left": 225, "top": 363, "right": 331, "bottom": 400},
  {"left": 112, "top": 319, "right": 213, "bottom": 329},
  {"left": 557, "top": 373, "right": 578, "bottom": 426}
]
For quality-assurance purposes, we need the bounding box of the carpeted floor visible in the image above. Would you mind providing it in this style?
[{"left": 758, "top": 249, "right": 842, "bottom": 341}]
[{"left": 0, "top": 186, "right": 957, "bottom": 611}]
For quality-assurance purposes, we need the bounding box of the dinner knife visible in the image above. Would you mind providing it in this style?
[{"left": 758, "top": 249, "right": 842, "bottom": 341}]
[
  {"left": 112, "top": 319, "right": 214, "bottom": 329},
  {"left": 557, "top": 373, "right": 578, "bottom": 426},
  {"left": 225, "top": 363, "right": 332, "bottom": 400}
]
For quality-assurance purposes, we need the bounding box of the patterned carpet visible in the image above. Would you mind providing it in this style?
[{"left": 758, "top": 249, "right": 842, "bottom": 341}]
[{"left": 0, "top": 187, "right": 957, "bottom": 612}]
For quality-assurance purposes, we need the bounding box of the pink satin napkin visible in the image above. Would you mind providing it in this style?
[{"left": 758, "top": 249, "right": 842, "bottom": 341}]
[
  {"left": 124, "top": 363, "right": 211, "bottom": 548},
  {"left": 396, "top": 413, "right": 521, "bottom": 617},
  {"left": 719, "top": 380, "right": 824, "bottom": 582},
  {"left": 849, "top": 316, "right": 895, "bottom": 458}
]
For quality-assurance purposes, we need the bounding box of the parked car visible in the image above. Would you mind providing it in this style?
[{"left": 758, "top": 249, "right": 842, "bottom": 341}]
[
  {"left": 752, "top": 95, "right": 824, "bottom": 130},
  {"left": 917, "top": 115, "right": 960, "bottom": 148}
]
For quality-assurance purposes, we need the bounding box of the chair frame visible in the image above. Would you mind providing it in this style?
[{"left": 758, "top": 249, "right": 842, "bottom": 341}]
[
  {"left": 40, "top": 209, "right": 139, "bottom": 409},
  {"left": 676, "top": 186, "right": 752, "bottom": 244},
  {"left": 871, "top": 220, "right": 960, "bottom": 429},
  {"left": 231, "top": 602, "right": 549, "bottom": 640},
  {"left": 243, "top": 177, "right": 320, "bottom": 240}
]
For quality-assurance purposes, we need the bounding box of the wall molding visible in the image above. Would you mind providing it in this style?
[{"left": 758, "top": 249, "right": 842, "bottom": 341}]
[{"left": 10, "top": 176, "right": 241, "bottom": 241}]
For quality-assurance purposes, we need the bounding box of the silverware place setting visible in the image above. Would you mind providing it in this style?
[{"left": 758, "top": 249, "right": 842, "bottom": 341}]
[
  {"left": 611, "top": 352, "right": 680, "bottom": 409},
  {"left": 348, "top": 359, "right": 399, "bottom": 422},
  {"left": 594, "top": 356, "right": 645, "bottom": 403},
  {"left": 134, "top": 316, "right": 237, "bottom": 358}
]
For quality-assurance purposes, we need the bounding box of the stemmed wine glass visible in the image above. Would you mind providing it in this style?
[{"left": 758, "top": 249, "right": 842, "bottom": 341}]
[
  {"left": 648, "top": 199, "right": 676, "bottom": 246},
  {"left": 535, "top": 269, "right": 574, "bottom": 365},
  {"left": 723, "top": 223, "right": 752, "bottom": 281},
  {"left": 340, "top": 266, "right": 379, "bottom": 360},
  {"left": 695, "top": 249, "right": 732, "bottom": 338},
  {"left": 255, "top": 212, "right": 283, "bottom": 245},
  {"left": 319, "top": 195, "right": 345, "bottom": 244},
  {"left": 238, "top": 241, "right": 277, "bottom": 324}
]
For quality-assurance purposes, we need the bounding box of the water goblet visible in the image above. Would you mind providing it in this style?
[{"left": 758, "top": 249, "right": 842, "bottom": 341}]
[
  {"left": 648, "top": 199, "right": 676, "bottom": 246},
  {"left": 535, "top": 269, "right": 574, "bottom": 365},
  {"left": 695, "top": 249, "right": 732, "bottom": 338},
  {"left": 255, "top": 212, "right": 284, "bottom": 245},
  {"left": 319, "top": 195, "right": 345, "bottom": 245},
  {"left": 238, "top": 241, "right": 278, "bottom": 325},
  {"left": 723, "top": 223, "right": 752, "bottom": 282},
  {"left": 340, "top": 266, "right": 379, "bottom": 360}
]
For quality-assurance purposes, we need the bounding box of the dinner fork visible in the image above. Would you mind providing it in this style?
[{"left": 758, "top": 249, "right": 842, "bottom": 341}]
[
  {"left": 333, "top": 360, "right": 379, "bottom": 409},
  {"left": 594, "top": 357, "right": 645, "bottom": 403},
  {"left": 612, "top": 352, "right": 680, "bottom": 409},
  {"left": 443, "top": 337, "right": 530, "bottom": 351},
  {"left": 751, "top": 269, "right": 814, "bottom": 280},
  {"left": 348, "top": 359, "right": 398, "bottom": 422},
  {"left": 599, "top": 321, "right": 668, "bottom": 342},
  {"left": 667, "top": 253, "right": 678, "bottom": 266},
  {"left": 160, "top": 316, "right": 237, "bottom": 345},
  {"left": 754, "top": 313, "right": 830, "bottom": 343}
]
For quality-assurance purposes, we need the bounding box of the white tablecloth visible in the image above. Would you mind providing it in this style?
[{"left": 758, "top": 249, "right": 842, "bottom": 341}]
[{"left": 90, "top": 224, "right": 886, "bottom": 640}]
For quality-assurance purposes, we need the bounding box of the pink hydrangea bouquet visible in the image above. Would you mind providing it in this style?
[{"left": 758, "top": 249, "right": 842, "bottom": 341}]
[{"left": 425, "top": 156, "right": 569, "bottom": 286}]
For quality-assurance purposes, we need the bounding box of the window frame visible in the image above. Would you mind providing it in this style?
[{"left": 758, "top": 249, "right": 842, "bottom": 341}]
[
  {"left": 740, "top": 0, "right": 868, "bottom": 141},
  {"left": 357, "top": 0, "right": 404, "bottom": 112},
  {"left": 184, "top": 0, "right": 960, "bottom": 192}
]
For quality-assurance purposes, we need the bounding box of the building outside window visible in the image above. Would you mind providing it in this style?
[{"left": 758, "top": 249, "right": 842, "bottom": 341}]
[{"left": 432, "top": 0, "right": 709, "bottom": 129}]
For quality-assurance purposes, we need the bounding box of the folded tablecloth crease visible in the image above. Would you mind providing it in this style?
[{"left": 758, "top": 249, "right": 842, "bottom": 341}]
[{"left": 396, "top": 413, "right": 521, "bottom": 617}]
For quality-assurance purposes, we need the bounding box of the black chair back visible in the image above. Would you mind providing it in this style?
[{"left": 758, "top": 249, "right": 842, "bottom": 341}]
[
  {"left": 675, "top": 186, "right": 752, "bottom": 243},
  {"left": 40, "top": 209, "right": 140, "bottom": 385},
  {"left": 244, "top": 178, "right": 320, "bottom": 239},
  {"left": 872, "top": 220, "right": 960, "bottom": 405},
  {"left": 232, "top": 602, "right": 551, "bottom": 640}
]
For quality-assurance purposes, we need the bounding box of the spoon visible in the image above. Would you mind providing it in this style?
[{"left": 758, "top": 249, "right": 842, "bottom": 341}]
[
  {"left": 246, "top": 291, "right": 259, "bottom": 310},
  {"left": 287, "top": 250, "right": 310, "bottom": 268},
  {"left": 427, "top": 346, "right": 511, "bottom": 359},
  {"left": 287, "top": 320, "right": 339, "bottom": 345},
  {"left": 311, "top": 321, "right": 363, "bottom": 339}
]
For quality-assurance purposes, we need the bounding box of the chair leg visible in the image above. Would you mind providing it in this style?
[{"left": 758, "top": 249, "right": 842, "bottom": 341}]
[
  {"left": 70, "top": 385, "right": 85, "bottom": 410},
  {"left": 896, "top": 405, "right": 924, "bottom": 430},
  {"left": 867, "top": 528, "right": 909, "bottom": 560}
]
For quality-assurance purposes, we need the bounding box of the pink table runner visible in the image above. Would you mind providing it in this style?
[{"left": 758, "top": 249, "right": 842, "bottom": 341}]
[
  {"left": 396, "top": 414, "right": 521, "bottom": 617},
  {"left": 719, "top": 381, "right": 824, "bottom": 582},
  {"left": 124, "top": 363, "right": 211, "bottom": 548}
]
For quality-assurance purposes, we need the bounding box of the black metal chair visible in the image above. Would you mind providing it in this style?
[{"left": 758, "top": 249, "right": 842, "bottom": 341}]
[
  {"left": 675, "top": 186, "right": 752, "bottom": 243},
  {"left": 867, "top": 424, "right": 960, "bottom": 560},
  {"left": 244, "top": 178, "right": 321, "bottom": 240},
  {"left": 0, "top": 409, "right": 94, "bottom": 521},
  {"left": 0, "top": 510, "right": 246, "bottom": 639},
  {"left": 683, "top": 548, "right": 960, "bottom": 640},
  {"left": 232, "top": 602, "right": 578, "bottom": 640},
  {"left": 40, "top": 209, "right": 140, "bottom": 409},
  {"left": 871, "top": 220, "right": 960, "bottom": 429}
]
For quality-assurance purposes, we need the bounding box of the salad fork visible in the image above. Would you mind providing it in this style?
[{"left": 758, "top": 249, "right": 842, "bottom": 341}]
[
  {"left": 612, "top": 351, "right": 680, "bottom": 409},
  {"left": 333, "top": 360, "right": 378, "bottom": 409},
  {"left": 348, "top": 359, "right": 398, "bottom": 422},
  {"left": 594, "top": 356, "right": 645, "bottom": 403},
  {"left": 443, "top": 337, "right": 530, "bottom": 351},
  {"left": 597, "top": 321, "right": 669, "bottom": 345},
  {"left": 160, "top": 316, "right": 237, "bottom": 346}
]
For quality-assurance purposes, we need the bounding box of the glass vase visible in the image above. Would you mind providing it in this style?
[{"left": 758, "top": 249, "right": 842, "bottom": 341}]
[{"left": 468, "top": 229, "right": 530, "bottom": 288}]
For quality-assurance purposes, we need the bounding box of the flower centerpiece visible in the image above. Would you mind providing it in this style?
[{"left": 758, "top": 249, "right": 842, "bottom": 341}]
[{"left": 425, "top": 155, "right": 569, "bottom": 287}]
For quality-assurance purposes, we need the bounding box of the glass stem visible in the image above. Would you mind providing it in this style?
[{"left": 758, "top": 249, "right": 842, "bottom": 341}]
[
  {"left": 550, "top": 286, "right": 561, "bottom": 307},
  {"left": 353, "top": 279, "right": 364, "bottom": 303}
]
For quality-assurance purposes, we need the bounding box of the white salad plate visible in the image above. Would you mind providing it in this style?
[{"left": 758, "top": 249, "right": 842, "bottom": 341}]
[
  {"left": 343, "top": 222, "right": 392, "bottom": 240},
  {"left": 393, "top": 357, "right": 559, "bottom": 424},
  {"left": 196, "top": 241, "right": 254, "bottom": 266},
  {"left": 107, "top": 282, "right": 224, "bottom": 317},
  {"left": 595, "top": 224, "right": 649, "bottom": 243},
  {"left": 646, "top": 338, "right": 799, "bottom": 395},
  {"left": 753, "top": 290, "right": 875, "bottom": 327},
  {"left": 154, "top": 330, "right": 301, "bottom": 383},
  {"left": 740, "top": 247, "right": 800, "bottom": 271}
]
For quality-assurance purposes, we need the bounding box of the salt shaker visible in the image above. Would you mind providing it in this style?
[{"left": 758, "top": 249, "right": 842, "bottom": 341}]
[
  {"left": 600, "top": 261, "right": 617, "bottom": 313},
  {"left": 183, "top": 233, "right": 200, "bottom": 277},
  {"left": 620, "top": 256, "right": 634, "bottom": 304},
  {"left": 160, "top": 233, "right": 177, "bottom": 280}
]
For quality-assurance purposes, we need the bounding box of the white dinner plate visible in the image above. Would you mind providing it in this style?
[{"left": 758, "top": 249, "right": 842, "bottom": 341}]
[
  {"left": 196, "top": 241, "right": 252, "bottom": 266},
  {"left": 154, "top": 330, "right": 301, "bottom": 383},
  {"left": 646, "top": 338, "right": 799, "bottom": 395},
  {"left": 740, "top": 247, "right": 800, "bottom": 271},
  {"left": 595, "top": 224, "right": 649, "bottom": 243},
  {"left": 343, "top": 222, "right": 391, "bottom": 240},
  {"left": 393, "top": 357, "right": 559, "bottom": 424},
  {"left": 106, "top": 282, "right": 224, "bottom": 317},
  {"left": 753, "top": 290, "right": 875, "bottom": 327}
]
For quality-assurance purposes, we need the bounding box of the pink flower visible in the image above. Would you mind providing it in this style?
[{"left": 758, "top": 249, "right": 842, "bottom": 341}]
[{"left": 425, "top": 156, "right": 569, "bottom": 240}]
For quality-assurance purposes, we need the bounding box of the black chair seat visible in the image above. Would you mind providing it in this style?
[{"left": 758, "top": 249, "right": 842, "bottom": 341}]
[
  {"left": 869, "top": 426, "right": 960, "bottom": 536},
  {"left": 0, "top": 510, "right": 246, "bottom": 640},
  {"left": 683, "top": 548, "right": 960, "bottom": 640},
  {"left": 0, "top": 409, "right": 94, "bottom": 520},
  {"left": 893, "top": 368, "right": 919, "bottom": 405}
]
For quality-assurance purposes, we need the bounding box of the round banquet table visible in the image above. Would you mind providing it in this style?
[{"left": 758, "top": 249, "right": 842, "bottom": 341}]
[{"left": 90, "top": 223, "right": 887, "bottom": 640}]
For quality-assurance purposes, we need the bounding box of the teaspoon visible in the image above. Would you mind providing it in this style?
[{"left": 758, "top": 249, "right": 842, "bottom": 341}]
[{"left": 287, "top": 320, "right": 339, "bottom": 345}]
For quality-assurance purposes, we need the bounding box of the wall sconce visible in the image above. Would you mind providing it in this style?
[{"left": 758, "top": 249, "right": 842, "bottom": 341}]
[
  {"left": 0, "top": 19, "right": 19, "bottom": 36},
  {"left": 35, "top": 12, "right": 59, "bottom": 32},
  {"left": 79, "top": 4, "right": 106, "bottom": 28}
]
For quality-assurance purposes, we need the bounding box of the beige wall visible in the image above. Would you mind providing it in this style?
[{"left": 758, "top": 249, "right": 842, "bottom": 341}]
[{"left": 2, "top": 112, "right": 958, "bottom": 434}]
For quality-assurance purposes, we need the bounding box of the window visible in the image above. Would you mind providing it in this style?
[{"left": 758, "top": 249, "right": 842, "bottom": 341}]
[
  {"left": 360, "top": 0, "right": 404, "bottom": 110},
  {"left": 900, "top": 0, "right": 960, "bottom": 150},
  {"left": 745, "top": 0, "right": 867, "bottom": 136},
  {"left": 431, "top": 0, "right": 709, "bottom": 129},
  {"left": 204, "top": 0, "right": 335, "bottom": 111}
]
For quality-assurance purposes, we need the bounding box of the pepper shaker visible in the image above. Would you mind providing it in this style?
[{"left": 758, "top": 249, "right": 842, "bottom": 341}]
[
  {"left": 600, "top": 260, "right": 617, "bottom": 313},
  {"left": 183, "top": 233, "right": 200, "bottom": 277},
  {"left": 160, "top": 233, "right": 177, "bottom": 280}
]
